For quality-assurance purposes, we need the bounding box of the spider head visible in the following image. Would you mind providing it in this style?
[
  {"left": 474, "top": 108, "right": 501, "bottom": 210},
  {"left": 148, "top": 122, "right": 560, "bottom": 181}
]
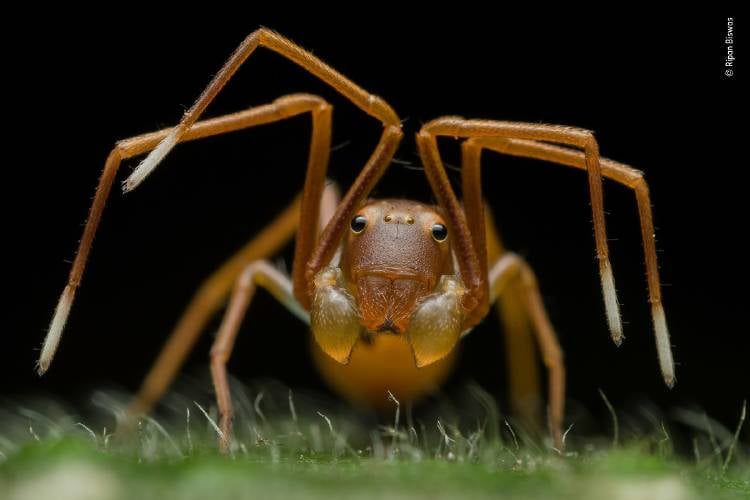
[
  {"left": 342, "top": 199, "right": 453, "bottom": 334},
  {"left": 310, "top": 199, "right": 464, "bottom": 366},
  {"left": 311, "top": 200, "right": 463, "bottom": 366}
]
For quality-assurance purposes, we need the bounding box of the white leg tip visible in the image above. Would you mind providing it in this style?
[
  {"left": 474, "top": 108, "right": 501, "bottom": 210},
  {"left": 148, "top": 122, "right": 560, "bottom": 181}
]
[
  {"left": 122, "top": 129, "right": 179, "bottom": 193},
  {"left": 600, "top": 259, "right": 623, "bottom": 345},
  {"left": 38, "top": 287, "right": 74, "bottom": 376},
  {"left": 652, "top": 303, "right": 675, "bottom": 388},
  {"left": 36, "top": 360, "right": 50, "bottom": 376}
]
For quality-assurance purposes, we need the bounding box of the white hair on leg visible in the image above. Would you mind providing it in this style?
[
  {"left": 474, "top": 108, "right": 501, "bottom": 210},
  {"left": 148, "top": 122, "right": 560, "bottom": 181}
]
[
  {"left": 652, "top": 303, "right": 675, "bottom": 388},
  {"left": 37, "top": 285, "right": 74, "bottom": 375},
  {"left": 600, "top": 259, "right": 623, "bottom": 345},
  {"left": 123, "top": 128, "right": 180, "bottom": 192}
]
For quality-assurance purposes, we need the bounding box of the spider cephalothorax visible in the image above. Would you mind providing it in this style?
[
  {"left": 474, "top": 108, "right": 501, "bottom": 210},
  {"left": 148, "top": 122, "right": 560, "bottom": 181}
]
[{"left": 311, "top": 199, "right": 462, "bottom": 366}]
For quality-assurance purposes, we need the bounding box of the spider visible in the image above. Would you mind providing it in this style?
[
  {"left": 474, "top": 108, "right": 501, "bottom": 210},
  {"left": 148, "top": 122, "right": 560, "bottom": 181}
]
[{"left": 38, "top": 29, "right": 675, "bottom": 452}]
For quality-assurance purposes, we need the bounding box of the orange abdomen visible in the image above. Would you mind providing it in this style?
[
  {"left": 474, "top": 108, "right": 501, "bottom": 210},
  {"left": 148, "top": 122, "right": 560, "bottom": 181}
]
[{"left": 311, "top": 334, "right": 457, "bottom": 410}]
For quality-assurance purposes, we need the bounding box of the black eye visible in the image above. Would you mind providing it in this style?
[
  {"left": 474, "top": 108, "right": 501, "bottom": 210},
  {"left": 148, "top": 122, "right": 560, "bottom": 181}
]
[
  {"left": 431, "top": 223, "right": 448, "bottom": 241},
  {"left": 350, "top": 215, "right": 367, "bottom": 233}
]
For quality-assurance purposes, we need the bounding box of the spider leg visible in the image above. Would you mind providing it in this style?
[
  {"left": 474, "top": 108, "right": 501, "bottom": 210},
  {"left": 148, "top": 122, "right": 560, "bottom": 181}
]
[
  {"left": 124, "top": 29, "right": 399, "bottom": 192},
  {"left": 483, "top": 206, "right": 543, "bottom": 435},
  {"left": 466, "top": 137, "right": 674, "bottom": 386},
  {"left": 39, "top": 94, "right": 333, "bottom": 375},
  {"left": 45, "top": 31, "right": 404, "bottom": 428},
  {"left": 208, "top": 180, "right": 340, "bottom": 454},
  {"left": 488, "top": 252, "right": 565, "bottom": 451},
  {"left": 417, "top": 118, "right": 620, "bottom": 342},
  {"left": 126, "top": 181, "right": 341, "bottom": 419},
  {"left": 209, "top": 261, "right": 305, "bottom": 454},
  {"left": 464, "top": 143, "right": 543, "bottom": 431},
  {"left": 120, "top": 28, "right": 402, "bottom": 308}
]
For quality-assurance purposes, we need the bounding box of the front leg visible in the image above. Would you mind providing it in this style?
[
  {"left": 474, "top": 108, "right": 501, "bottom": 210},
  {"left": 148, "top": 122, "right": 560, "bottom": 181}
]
[
  {"left": 210, "top": 261, "right": 307, "bottom": 454},
  {"left": 417, "top": 119, "right": 621, "bottom": 341}
]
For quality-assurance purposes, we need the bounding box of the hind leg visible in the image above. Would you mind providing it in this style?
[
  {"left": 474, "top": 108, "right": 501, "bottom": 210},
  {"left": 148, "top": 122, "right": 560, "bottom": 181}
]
[
  {"left": 483, "top": 209, "right": 543, "bottom": 433},
  {"left": 125, "top": 181, "right": 340, "bottom": 420},
  {"left": 487, "top": 247, "right": 565, "bottom": 449}
]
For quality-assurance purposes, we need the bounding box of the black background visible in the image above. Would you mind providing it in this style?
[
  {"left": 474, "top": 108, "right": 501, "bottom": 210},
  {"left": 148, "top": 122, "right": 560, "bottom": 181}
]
[{"left": 4, "top": 11, "right": 746, "bottom": 432}]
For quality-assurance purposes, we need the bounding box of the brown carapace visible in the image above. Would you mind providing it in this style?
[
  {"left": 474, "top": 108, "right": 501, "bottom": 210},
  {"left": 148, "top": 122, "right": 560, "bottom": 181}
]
[{"left": 38, "top": 29, "right": 675, "bottom": 453}]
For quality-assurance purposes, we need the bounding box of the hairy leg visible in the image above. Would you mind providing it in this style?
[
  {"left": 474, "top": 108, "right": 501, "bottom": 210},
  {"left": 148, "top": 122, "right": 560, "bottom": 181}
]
[
  {"left": 40, "top": 93, "right": 333, "bottom": 371},
  {"left": 417, "top": 119, "right": 619, "bottom": 341},
  {"left": 462, "top": 141, "right": 542, "bottom": 429},
  {"left": 483, "top": 208, "right": 543, "bottom": 432},
  {"left": 488, "top": 253, "right": 565, "bottom": 450},
  {"left": 465, "top": 136, "right": 674, "bottom": 386},
  {"left": 126, "top": 182, "right": 341, "bottom": 419},
  {"left": 116, "top": 28, "right": 404, "bottom": 308},
  {"left": 209, "top": 261, "right": 304, "bottom": 453}
]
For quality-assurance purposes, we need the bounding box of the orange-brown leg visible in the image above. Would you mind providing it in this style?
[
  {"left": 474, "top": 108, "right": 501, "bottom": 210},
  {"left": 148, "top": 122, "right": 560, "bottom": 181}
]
[
  {"left": 210, "top": 261, "right": 302, "bottom": 453},
  {"left": 417, "top": 119, "right": 620, "bottom": 342},
  {"left": 39, "top": 94, "right": 332, "bottom": 376},
  {"left": 118, "top": 28, "right": 404, "bottom": 309},
  {"left": 483, "top": 208, "right": 543, "bottom": 433},
  {"left": 124, "top": 195, "right": 300, "bottom": 417},
  {"left": 43, "top": 30, "right": 405, "bottom": 425},
  {"left": 488, "top": 252, "right": 565, "bottom": 450},
  {"left": 127, "top": 182, "right": 341, "bottom": 420},
  {"left": 464, "top": 141, "right": 543, "bottom": 430},
  {"left": 124, "top": 29, "right": 400, "bottom": 192},
  {"left": 211, "top": 183, "right": 342, "bottom": 453},
  {"left": 465, "top": 137, "right": 674, "bottom": 386}
]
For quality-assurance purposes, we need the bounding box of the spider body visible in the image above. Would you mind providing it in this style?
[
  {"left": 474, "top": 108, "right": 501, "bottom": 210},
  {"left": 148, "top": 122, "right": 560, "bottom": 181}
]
[
  {"left": 38, "top": 29, "right": 675, "bottom": 453},
  {"left": 311, "top": 198, "right": 459, "bottom": 408},
  {"left": 336, "top": 199, "right": 454, "bottom": 340}
]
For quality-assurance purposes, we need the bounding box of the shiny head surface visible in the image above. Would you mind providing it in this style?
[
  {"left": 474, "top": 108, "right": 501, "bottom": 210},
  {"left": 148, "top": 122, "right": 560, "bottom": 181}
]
[
  {"left": 310, "top": 199, "right": 464, "bottom": 367},
  {"left": 341, "top": 199, "right": 454, "bottom": 335}
]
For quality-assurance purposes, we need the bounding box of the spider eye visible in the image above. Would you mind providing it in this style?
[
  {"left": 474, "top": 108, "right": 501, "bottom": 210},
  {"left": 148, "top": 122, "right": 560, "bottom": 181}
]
[
  {"left": 350, "top": 215, "right": 367, "bottom": 233},
  {"left": 431, "top": 223, "right": 448, "bottom": 242}
]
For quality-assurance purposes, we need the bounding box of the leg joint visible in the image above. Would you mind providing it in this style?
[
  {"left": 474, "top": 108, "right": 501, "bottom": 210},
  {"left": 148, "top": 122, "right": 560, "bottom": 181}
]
[
  {"left": 583, "top": 133, "right": 599, "bottom": 152},
  {"left": 237, "top": 261, "right": 269, "bottom": 288},
  {"left": 210, "top": 346, "right": 230, "bottom": 363}
]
